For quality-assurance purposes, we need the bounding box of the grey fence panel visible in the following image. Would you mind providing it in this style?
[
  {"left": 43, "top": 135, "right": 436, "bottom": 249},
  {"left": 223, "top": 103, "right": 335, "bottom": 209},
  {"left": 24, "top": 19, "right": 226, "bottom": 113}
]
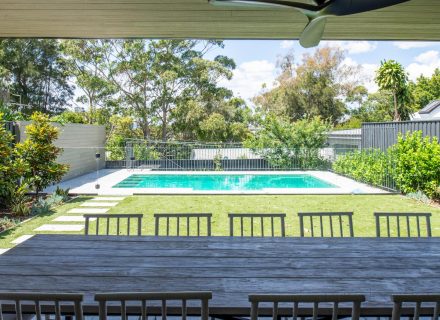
[
  {"left": 362, "top": 120, "right": 440, "bottom": 151},
  {"left": 2, "top": 121, "right": 19, "bottom": 142}
]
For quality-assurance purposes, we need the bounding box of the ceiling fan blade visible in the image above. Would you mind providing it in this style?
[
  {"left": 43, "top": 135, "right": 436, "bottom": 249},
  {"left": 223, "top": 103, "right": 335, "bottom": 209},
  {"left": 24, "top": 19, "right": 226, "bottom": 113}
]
[
  {"left": 208, "top": 0, "right": 327, "bottom": 11},
  {"left": 325, "top": 0, "right": 410, "bottom": 16},
  {"left": 299, "top": 16, "right": 326, "bottom": 48}
]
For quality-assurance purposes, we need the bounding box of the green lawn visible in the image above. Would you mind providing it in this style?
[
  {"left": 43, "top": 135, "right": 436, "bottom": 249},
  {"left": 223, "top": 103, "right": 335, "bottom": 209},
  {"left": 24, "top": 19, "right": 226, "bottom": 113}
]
[{"left": 1, "top": 194, "right": 439, "bottom": 248}]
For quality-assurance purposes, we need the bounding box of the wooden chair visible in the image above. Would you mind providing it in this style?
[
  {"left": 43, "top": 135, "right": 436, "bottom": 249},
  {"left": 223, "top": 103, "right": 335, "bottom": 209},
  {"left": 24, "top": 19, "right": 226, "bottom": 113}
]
[
  {"left": 374, "top": 212, "right": 432, "bottom": 237},
  {"left": 154, "top": 213, "right": 212, "bottom": 236},
  {"left": 249, "top": 294, "right": 365, "bottom": 320},
  {"left": 298, "top": 212, "right": 354, "bottom": 237},
  {"left": 94, "top": 291, "right": 212, "bottom": 320},
  {"left": 84, "top": 214, "right": 143, "bottom": 236},
  {"left": 392, "top": 294, "right": 440, "bottom": 320},
  {"left": 0, "top": 292, "right": 83, "bottom": 320},
  {"left": 228, "top": 213, "right": 286, "bottom": 237}
]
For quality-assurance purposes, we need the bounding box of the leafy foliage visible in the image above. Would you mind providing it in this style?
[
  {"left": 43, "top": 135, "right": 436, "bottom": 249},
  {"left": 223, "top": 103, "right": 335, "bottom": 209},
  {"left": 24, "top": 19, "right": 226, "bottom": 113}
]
[
  {"left": 15, "top": 112, "right": 69, "bottom": 195},
  {"left": 333, "top": 149, "right": 392, "bottom": 187},
  {"left": 0, "top": 217, "right": 17, "bottom": 232},
  {"left": 245, "top": 116, "right": 331, "bottom": 169},
  {"left": 375, "top": 60, "right": 412, "bottom": 121},
  {"left": 389, "top": 131, "right": 440, "bottom": 198},
  {"left": 0, "top": 39, "right": 73, "bottom": 115},
  {"left": 253, "top": 47, "right": 360, "bottom": 124},
  {"left": 333, "top": 131, "right": 440, "bottom": 199}
]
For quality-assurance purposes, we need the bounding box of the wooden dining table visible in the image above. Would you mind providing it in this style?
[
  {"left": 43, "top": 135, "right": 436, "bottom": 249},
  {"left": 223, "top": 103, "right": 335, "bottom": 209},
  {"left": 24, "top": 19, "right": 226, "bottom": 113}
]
[{"left": 0, "top": 234, "right": 439, "bottom": 316}]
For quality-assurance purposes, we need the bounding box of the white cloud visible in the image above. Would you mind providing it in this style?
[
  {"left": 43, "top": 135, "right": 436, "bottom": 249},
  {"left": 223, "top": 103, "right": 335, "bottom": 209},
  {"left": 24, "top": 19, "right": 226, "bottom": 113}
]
[
  {"left": 392, "top": 41, "right": 438, "bottom": 50},
  {"left": 321, "top": 41, "right": 377, "bottom": 54},
  {"left": 406, "top": 50, "right": 440, "bottom": 81},
  {"left": 220, "top": 60, "right": 277, "bottom": 101},
  {"left": 280, "top": 40, "right": 295, "bottom": 49}
]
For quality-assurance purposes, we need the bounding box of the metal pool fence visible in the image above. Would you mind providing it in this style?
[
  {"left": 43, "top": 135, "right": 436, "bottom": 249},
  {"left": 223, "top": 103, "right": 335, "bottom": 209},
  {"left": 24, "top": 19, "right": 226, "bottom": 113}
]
[{"left": 102, "top": 139, "right": 399, "bottom": 192}]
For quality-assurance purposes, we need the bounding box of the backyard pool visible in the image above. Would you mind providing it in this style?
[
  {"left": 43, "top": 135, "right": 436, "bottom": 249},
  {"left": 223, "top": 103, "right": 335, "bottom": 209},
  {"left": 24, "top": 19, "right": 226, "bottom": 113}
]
[{"left": 112, "top": 173, "right": 337, "bottom": 191}]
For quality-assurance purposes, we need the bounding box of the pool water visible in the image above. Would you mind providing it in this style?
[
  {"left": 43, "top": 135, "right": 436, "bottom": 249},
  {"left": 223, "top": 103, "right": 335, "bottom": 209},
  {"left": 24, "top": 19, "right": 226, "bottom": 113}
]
[{"left": 113, "top": 174, "right": 337, "bottom": 190}]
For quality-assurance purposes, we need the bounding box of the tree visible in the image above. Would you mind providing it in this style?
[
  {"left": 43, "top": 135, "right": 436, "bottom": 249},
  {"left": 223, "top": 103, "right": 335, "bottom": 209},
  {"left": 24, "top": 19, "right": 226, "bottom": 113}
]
[
  {"left": 245, "top": 116, "right": 331, "bottom": 169},
  {"left": 409, "top": 68, "right": 440, "bottom": 110},
  {"left": 61, "top": 40, "right": 117, "bottom": 124},
  {"left": 0, "top": 39, "right": 73, "bottom": 115},
  {"left": 375, "top": 60, "right": 409, "bottom": 121},
  {"left": 253, "top": 47, "right": 360, "bottom": 124},
  {"left": 15, "top": 112, "right": 69, "bottom": 195}
]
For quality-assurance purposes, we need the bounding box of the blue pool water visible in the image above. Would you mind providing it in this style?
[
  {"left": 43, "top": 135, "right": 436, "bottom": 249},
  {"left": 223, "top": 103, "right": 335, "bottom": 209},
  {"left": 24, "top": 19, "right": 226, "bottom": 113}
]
[{"left": 113, "top": 174, "right": 337, "bottom": 190}]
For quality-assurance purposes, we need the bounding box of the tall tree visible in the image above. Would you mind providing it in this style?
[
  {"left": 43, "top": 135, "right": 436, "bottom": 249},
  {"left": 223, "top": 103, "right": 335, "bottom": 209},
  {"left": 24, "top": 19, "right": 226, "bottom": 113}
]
[
  {"left": 409, "top": 68, "right": 440, "bottom": 110},
  {"left": 253, "top": 47, "right": 360, "bottom": 124},
  {"left": 61, "top": 40, "right": 117, "bottom": 124},
  {"left": 375, "top": 60, "right": 409, "bottom": 121},
  {"left": 0, "top": 39, "right": 73, "bottom": 115}
]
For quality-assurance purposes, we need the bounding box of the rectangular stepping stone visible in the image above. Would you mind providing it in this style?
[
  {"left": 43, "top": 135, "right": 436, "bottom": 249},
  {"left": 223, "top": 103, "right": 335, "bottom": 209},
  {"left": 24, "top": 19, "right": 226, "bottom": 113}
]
[
  {"left": 80, "top": 202, "right": 118, "bottom": 207},
  {"left": 68, "top": 208, "right": 109, "bottom": 214},
  {"left": 34, "top": 224, "right": 84, "bottom": 232},
  {"left": 0, "top": 249, "right": 9, "bottom": 255},
  {"left": 11, "top": 235, "right": 34, "bottom": 244},
  {"left": 53, "top": 216, "right": 96, "bottom": 222},
  {"left": 92, "top": 197, "right": 125, "bottom": 201}
]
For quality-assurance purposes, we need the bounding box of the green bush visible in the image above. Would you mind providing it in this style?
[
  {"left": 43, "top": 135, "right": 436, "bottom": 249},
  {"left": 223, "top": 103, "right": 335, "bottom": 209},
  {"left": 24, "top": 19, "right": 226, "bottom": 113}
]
[
  {"left": 245, "top": 116, "right": 331, "bottom": 169},
  {"left": 0, "top": 217, "right": 17, "bottom": 232},
  {"left": 15, "top": 112, "right": 69, "bottom": 195},
  {"left": 333, "top": 149, "right": 392, "bottom": 187},
  {"left": 54, "top": 186, "right": 70, "bottom": 202},
  {"left": 389, "top": 131, "right": 440, "bottom": 198},
  {"left": 333, "top": 131, "right": 440, "bottom": 199},
  {"left": 9, "top": 184, "right": 31, "bottom": 217}
]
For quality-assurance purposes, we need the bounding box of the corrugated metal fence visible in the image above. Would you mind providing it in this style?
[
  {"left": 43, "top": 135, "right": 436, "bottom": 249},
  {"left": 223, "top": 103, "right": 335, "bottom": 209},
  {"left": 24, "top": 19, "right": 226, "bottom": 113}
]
[{"left": 362, "top": 120, "right": 440, "bottom": 150}]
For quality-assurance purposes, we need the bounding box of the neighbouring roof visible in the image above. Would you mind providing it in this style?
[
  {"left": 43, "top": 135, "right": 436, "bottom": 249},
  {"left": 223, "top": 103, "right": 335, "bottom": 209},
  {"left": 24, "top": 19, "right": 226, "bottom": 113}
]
[
  {"left": 328, "top": 129, "right": 362, "bottom": 137},
  {"left": 419, "top": 100, "right": 440, "bottom": 114}
]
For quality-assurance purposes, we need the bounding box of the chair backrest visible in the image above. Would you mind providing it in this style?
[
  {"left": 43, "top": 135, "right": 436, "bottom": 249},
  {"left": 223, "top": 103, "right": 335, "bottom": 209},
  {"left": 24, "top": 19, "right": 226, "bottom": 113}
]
[
  {"left": 249, "top": 294, "right": 365, "bottom": 320},
  {"left": 84, "top": 214, "right": 143, "bottom": 236},
  {"left": 298, "top": 212, "right": 354, "bottom": 237},
  {"left": 228, "top": 213, "right": 286, "bottom": 237},
  {"left": 154, "top": 213, "right": 212, "bottom": 236},
  {"left": 94, "top": 291, "right": 212, "bottom": 320},
  {"left": 0, "top": 292, "right": 83, "bottom": 320},
  {"left": 374, "top": 212, "right": 432, "bottom": 237},
  {"left": 392, "top": 294, "right": 440, "bottom": 320}
]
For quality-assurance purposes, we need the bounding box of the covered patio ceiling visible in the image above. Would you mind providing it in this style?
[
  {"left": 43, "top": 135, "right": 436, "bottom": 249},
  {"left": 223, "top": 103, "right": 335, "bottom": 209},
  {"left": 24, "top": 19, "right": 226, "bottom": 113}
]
[{"left": 0, "top": 0, "right": 438, "bottom": 40}]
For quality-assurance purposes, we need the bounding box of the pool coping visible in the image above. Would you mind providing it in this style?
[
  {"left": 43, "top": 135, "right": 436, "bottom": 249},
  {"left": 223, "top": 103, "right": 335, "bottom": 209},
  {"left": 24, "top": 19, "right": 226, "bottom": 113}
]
[{"left": 45, "top": 169, "right": 389, "bottom": 195}]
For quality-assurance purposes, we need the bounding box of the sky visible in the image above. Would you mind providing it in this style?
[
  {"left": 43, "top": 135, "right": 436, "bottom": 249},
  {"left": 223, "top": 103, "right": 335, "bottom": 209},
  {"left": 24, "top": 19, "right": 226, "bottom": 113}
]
[{"left": 204, "top": 40, "right": 440, "bottom": 101}]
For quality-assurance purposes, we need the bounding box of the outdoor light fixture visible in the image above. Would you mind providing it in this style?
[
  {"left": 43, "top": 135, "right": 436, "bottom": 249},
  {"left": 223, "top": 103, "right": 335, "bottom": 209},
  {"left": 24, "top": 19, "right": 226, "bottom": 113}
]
[
  {"left": 95, "top": 151, "right": 101, "bottom": 190},
  {"left": 209, "top": 0, "right": 410, "bottom": 48}
]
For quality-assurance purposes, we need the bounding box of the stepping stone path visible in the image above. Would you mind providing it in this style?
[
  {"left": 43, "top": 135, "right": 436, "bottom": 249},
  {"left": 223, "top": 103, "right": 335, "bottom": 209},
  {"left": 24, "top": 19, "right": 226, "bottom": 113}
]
[
  {"left": 68, "top": 208, "right": 109, "bottom": 214},
  {"left": 80, "top": 202, "right": 118, "bottom": 207},
  {"left": 53, "top": 216, "right": 96, "bottom": 222},
  {"left": 32, "top": 197, "right": 125, "bottom": 235},
  {"left": 35, "top": 224, "right": 85, "bottom": 232},
  {"left": 11, "top": 235, "right": 34, "bottom": 244},
  {"left": 0, "top": 249, "right": 9, "bottom": 255},
  {"left": 92, "top": 197, "right": 125, "bottom": 201}
]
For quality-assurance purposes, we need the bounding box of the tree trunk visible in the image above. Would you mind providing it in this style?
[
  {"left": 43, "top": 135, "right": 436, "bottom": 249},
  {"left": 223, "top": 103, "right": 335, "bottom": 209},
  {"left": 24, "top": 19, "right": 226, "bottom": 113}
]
[
  {"left": 161, "top": 108, "right": 167, "bottom": 141},
  {"left": 393, "top": 91, "right": 400, "bottom": 122}
]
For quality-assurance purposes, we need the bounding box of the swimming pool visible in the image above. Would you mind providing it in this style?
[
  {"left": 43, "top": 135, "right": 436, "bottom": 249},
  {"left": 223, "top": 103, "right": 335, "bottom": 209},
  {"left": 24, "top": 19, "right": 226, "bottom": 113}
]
[{"left": 112, "top": 174, "right": 337, "bottom": 191}]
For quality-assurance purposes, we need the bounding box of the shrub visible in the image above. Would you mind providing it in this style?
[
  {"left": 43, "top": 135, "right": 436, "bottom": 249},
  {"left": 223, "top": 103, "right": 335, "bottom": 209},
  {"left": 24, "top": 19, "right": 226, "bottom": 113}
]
[
  {"left": 0, "top": 217, "right": 17, "bottom": 232},
  {"left": 54, "top": 186, "right": 70, "bottom": 202},
  {"left": 15, "top": 112, "right": 69, "bottom": 195},
  {"left": 9, "top": 184, "right": 31, "bottom": 217},
  {"left": 333, "top": 131, "right": 440, "bottom": 199},
  {"left": 333, "top": 149, "right": 392, "bottom": 187},
  {"left": 245, "top": 116, "right": 331, "bottom": 169},
  {"left": 389, "top": 131, "right": 440, "bottom": 198}
]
